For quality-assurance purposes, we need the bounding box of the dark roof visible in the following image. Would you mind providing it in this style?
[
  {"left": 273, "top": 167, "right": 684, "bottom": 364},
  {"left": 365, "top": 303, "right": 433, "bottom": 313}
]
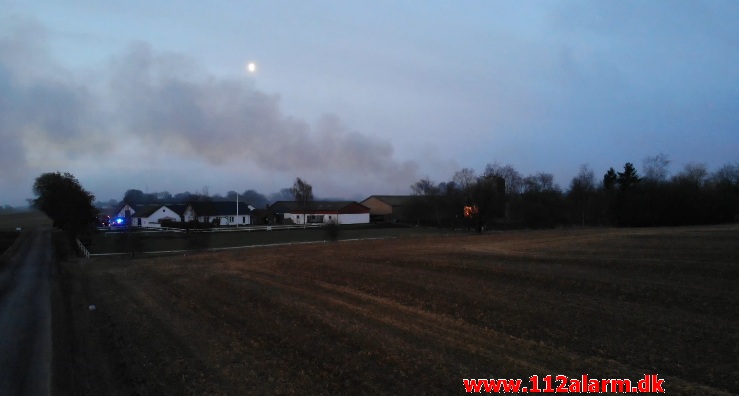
[
  {"left": 167, "top": 204, "right": 189, "bottom": 216},
  {"left": 116, "top": 201, "right": 187, "bottom": 213},
  {"left": 362, "top": 195, "right": 415, "bottom": 206},
  {"left": 308, "top": 201, "right": 357, "bottom": 211},
  {"left": 189, "top": 201, "right": 253, "bottom": 216},
  {"left": 131, "top": 205, "right": 163, "bottom": 218},
  {"left": 269, "top": 201, "right": 300, "bottom": 213},
  {"left": 114, "top": 201, "right": 138, "bottom": 215},
  {"left": 131, "top": 204, "right": 189, "bottom": 218}
]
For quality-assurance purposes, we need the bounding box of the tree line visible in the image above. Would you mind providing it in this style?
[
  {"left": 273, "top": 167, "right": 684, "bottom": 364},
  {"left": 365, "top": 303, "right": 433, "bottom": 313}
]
[
  {"left": 27, "top": 174, "right": 318, "bottom": 244},
  {"left": 117, "top": 179, "right": 322, "bottom": 213},
  {"left": 117, "top": 187, "right": 282, "bottom": 209},
  {"left": 27, "top": 156, "right": 739, "bottom": 240},
  {"left": 409, "top": 156, "right": 739, "bottom": 229}
]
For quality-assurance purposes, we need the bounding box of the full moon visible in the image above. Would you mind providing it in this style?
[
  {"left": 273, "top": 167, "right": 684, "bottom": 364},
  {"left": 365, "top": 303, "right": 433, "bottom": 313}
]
[{"left": 247, "top": 62, "right": 257, "bottom": 73}]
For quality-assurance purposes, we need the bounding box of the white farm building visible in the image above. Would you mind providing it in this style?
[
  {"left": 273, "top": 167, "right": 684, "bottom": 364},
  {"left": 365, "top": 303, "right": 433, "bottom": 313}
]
[{"left": 269, "top": 201, "right": 370, "bottom": 225}]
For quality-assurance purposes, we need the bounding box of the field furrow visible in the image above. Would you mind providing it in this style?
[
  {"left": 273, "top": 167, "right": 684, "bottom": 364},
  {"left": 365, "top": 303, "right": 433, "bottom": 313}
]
[{"left": 57, "top": 225, "right": 739, "bottom": 394}]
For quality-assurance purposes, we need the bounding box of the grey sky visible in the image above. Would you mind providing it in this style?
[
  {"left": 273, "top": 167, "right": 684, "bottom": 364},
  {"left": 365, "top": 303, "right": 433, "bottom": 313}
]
[{"left": 1, "top": 1, "right": 737, "bottom": 205}]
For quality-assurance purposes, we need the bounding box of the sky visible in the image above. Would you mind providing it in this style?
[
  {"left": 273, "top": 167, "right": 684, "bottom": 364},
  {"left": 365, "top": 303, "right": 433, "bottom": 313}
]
[{"left": 1, "top": 1, "right": 737, "bottom": 206}]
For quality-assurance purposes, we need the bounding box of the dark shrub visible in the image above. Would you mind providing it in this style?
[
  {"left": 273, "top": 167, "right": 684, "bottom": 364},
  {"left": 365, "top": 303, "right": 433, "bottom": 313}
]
[{"left": 325, "top": 221, "right": 340, "bottom": 241}]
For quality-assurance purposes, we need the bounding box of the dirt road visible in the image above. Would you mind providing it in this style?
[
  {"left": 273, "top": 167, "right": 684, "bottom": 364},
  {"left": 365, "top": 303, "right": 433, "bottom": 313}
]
[{"left": 0, "top": 228, "right": 54, "bottom": 395}]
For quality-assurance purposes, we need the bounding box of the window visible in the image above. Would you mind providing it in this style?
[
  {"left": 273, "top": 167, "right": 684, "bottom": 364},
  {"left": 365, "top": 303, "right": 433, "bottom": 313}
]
[{"left": 307, "top": 214, "right": 324, "bottom": 223}]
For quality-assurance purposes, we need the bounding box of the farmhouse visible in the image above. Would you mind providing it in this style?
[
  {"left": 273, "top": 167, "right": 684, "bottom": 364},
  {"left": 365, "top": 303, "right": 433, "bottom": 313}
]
[
  {"left": 114, "top": 201, "right": 255, "bottom": 227},
  {"left": 269, "top": 201, "right": 370, "bottom": 225},
  {"left": 114, "top": 202, "right": 138, "bottom": 219},
  {"left": 114, "top": 202, "right": 168, "bottom": 225},
  {"left": 132, "top": 204, "right": 188, "bottom": 227},
  {"left": 360, "top": 195, "right": 415, "bottom": 223},
  {"left": 185, "top": 201, "right": 254, "bottom": 226}
]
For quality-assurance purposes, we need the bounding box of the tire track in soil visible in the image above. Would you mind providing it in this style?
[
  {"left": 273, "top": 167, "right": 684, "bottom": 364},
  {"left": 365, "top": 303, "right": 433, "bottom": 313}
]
[{"left": 222, "top": 265, "right": 729, "bottom": 394}]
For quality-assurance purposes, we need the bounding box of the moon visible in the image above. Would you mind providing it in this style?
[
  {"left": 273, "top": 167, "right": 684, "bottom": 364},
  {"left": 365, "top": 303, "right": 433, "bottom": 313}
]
[{"left": 246, "top": 62, "right": 257, "bottom": 73}]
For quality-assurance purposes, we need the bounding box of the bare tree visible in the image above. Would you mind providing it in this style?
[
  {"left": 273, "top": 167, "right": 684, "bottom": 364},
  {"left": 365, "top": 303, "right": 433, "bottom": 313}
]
[
  {"left": 523, "top": 172, "right": 559, "bottom": 193},
  {"left": 643, "top": 153, "right": 671, "bottom": 182},
  {"left": 411, "top": 177, "right": 438, "bottom": 196},
  {"left": 290, "top": 177, "right": 313, "bottom": 227},
  {"left": 709, "top": 162, "right": 739, "bottom": 186},
  {"left": 411, "top": 177, "right": 441, "bottom": 226},
  {"left": 484, "top": 162, "right": 523, "bottom": 195},
  {"left": 452, "top": 168, "right": 477, "bottom": 191},
  {"left": 453, "top": 168, "right": 477, "bottom": 219},
  {"left": 568, "top": 165, "right": 596, "bottom": 226},
  {"left": 673, "top": 163, "right": 708, "bottom": 186},
  {"left": 469, "top": 175, "right": 505, "bottom": 233}
]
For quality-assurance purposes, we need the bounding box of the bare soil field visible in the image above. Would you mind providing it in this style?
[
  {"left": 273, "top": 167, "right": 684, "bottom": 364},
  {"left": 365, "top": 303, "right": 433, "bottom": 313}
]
[
  {"left": 0, "top": 210, "right": 52, "bottom": 231},
  {"left": 87, "top": 224, "right": 454, "bottom": 255},
  {"left": 53, "top": 225, "right": 738, "bottom": 395},
  {"left": 0, "top": 211, "right": 52, "bottom": 262}
]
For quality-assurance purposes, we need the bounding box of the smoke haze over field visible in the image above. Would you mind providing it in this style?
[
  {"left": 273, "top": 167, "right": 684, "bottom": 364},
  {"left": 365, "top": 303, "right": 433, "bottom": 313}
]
[
  {"left": 1, "top": 2, "right": 738, "bottom": 205},
  {"left": 0, "top": 26, "right": 418, "bottom": 204}
]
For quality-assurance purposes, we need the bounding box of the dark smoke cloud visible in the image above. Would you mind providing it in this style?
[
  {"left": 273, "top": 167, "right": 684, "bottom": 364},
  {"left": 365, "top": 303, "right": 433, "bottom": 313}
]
[
  {"left": 0, "top": 21, "right": 101, "bottom": 184},
  {"left": 0, "top": 23, "right": 418, "bottom": 195},
  {"left": 106, "top": 43, "right": 417, "bottom": 181}
]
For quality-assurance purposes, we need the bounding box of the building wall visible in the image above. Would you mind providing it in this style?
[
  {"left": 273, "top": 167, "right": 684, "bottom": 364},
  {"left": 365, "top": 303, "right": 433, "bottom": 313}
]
[
  {"left": 360, "top": 197, "right": 413, "bottom": 222},
  {"left": 288, "top": 213, "right": 307, "bottom": 224},
  {"left": 198, "top": 215, "right": 251, "bottom": 226},
  {"left": 287, "top": 203, "right": 369, "bottom": 225},
  {"left": 152, "top": 206, "right": 182, "bottom": 223},
  {"left": 360, "top": 197, "right": 393, "bottom": 215},
  {"left": 134, "top": 206, "right": 181, "bottom": 227},
  {"left": 116, "top": 204, "right": 135, "bottom": 219},
  {"left": 337, "top": 213, "right": 369, "bottom": 224},
  {"left": 136, "top": 219, "right": 162, "bottom": 228},
  {"left": 289, "top": 212, "right": 343, "bottom": 224},
  {"left": 226, "top": 215, "right": 250, "bottom": 226}
]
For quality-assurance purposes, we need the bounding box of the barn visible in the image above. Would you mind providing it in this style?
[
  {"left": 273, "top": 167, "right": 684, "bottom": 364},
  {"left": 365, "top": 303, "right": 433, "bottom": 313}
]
[
  {"left": 185, "top": 202, "right": 254, "bottom": 226},
  {"left": 269, "top": 201, "right": 370, "bottom": 225},
  {"left": 360, "top": 195, "right": 415, "bottom": 223}
]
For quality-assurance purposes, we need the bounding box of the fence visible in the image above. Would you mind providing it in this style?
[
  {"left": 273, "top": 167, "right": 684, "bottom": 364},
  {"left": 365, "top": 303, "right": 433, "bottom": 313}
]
[
  {"left": 76, "top": 238, "right": 90, "bottom": 258},
  {"left": 99, "top": 223, "right": 324, "bottom": 236}
]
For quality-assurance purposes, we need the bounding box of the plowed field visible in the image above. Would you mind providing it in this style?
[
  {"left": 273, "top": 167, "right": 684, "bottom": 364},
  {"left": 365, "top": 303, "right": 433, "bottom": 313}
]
[{"left": 53, "top": 225, "right": 738, "bottom": 394}]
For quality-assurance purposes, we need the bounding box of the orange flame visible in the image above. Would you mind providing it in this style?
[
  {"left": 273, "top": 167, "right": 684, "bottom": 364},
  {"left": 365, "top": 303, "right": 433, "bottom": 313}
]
[{"left": 464, "top": 205, "right": 478, "bottom": 218}]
